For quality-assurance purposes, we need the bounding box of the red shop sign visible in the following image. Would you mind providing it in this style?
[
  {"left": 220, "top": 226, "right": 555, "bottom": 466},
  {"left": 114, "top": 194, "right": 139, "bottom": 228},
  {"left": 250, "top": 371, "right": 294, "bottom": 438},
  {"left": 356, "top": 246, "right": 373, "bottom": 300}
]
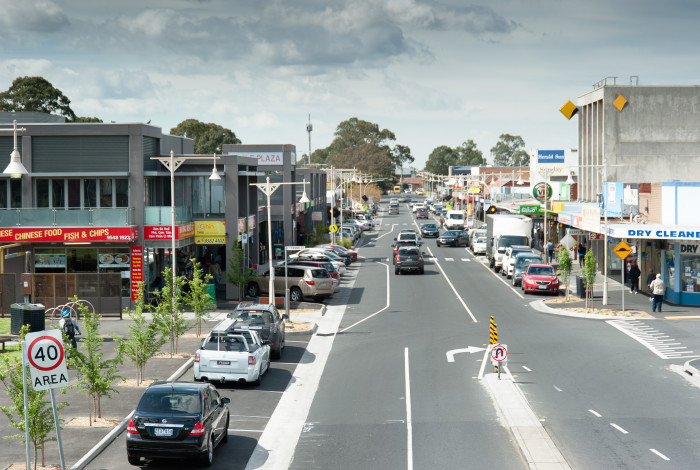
[
  {"left": 130, "top": 246, "right": 144, "bottom": 301},
  {"left": 0, "top": 226, "right": 137, "bottom": 243},
  {"left": 144, "top": 223, "right": 195, "bottom": 240}
]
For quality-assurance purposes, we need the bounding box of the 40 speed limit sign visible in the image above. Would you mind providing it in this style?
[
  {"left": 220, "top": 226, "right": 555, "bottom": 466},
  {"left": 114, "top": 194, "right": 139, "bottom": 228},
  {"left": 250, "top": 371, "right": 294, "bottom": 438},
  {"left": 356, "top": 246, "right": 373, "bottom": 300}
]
[{"left": 25, "top": 329, "right": 69, "bottom": 391}]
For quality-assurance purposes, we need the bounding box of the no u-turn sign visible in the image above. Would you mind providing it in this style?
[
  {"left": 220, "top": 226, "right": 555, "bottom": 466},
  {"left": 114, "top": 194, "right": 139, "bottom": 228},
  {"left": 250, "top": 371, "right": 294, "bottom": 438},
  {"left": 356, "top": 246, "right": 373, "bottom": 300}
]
[{"left": 25, "top": 329, "right": 69, "bottom": 391}]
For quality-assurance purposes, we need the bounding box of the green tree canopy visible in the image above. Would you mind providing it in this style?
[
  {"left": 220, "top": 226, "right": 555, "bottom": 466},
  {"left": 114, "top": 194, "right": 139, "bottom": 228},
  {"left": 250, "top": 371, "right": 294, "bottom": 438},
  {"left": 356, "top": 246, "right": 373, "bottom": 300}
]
[
  {"left": 170, "top": 119, "right": 241, "bottom": 154},
  {"left": 0, "top": 76, "right": 76, "bottom": 120},
  {"left": 330, "top": 117, "right": 396, "bottom": 154},
  {"left": 491, "top": 134, "right": 529, "bottom": 166},
  {"left": 72, "top": 116, "right": 103, "bottom": 123},
  {"left": 391, "top": 144, "right": 414, "bottom": 171},
  {"left": 455, "top": 140, "right": 486, "bottom": 166},
  {"left": 424, "top": 145, "right": 459, "bottom": 175},
  {"left": 328, "top": 143, "right": 395, "bottom": 178}
]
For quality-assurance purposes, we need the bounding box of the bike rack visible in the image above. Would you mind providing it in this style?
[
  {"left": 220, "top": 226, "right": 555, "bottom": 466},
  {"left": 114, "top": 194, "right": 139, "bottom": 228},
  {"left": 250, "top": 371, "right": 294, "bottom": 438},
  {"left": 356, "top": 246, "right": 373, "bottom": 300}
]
[{"left": 46, "top": 299, "right": 96, "bottom": 320}]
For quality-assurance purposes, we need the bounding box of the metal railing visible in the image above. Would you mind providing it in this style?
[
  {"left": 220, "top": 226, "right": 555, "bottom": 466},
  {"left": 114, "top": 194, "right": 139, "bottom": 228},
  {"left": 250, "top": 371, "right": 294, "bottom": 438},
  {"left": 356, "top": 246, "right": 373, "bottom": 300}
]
[
  {"left": 0, "top": 207, "right": 134, "bottom": 226},
  {"left": 144, "top": 206, "right": 192, "bottom": 225}
]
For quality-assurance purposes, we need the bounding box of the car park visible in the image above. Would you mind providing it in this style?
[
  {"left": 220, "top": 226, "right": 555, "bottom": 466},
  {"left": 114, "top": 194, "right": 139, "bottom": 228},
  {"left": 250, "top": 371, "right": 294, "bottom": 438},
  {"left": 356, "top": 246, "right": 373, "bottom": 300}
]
[
  {"left": 395, "top": 246, "right": 424, "bottom": 275},
  {"left": 246, "top": 265, "right": 334, "bottom": 301},
  {"left": 473, "top": 236, "right": 487, "bottom": 255},
  {"left": 436, "top": 230, "right": 469, "bottom": 247},
  {"left": 228, "top": 303, "right": 286, "bottom": 359},
  {"left": 511, "top": 253, "right": 544, "bottom": 287},
  {"left": 502, "top": 245, "right": 535, "bottom": 278},
  {"left": 521, "top": 264, "right": 560, "bottom": 294},
  {"left": 126, "top": 382, "right": 230, "bottom": 467},
  {"left": 420, "top": 223, "right": 440, "bottom": 238}
]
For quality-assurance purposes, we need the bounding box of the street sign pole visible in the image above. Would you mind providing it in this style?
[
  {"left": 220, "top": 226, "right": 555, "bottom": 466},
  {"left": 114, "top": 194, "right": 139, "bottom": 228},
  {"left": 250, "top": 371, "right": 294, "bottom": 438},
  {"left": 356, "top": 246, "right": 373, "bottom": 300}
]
[
  {"left": 614, "top": 241, "right": 632, "bottom": 315},
  {"left": 50, "top": 388, "right": 66, "bottom": 470},
  {"left": 21, "top": 340, "right": 30, "bottom": 470}
]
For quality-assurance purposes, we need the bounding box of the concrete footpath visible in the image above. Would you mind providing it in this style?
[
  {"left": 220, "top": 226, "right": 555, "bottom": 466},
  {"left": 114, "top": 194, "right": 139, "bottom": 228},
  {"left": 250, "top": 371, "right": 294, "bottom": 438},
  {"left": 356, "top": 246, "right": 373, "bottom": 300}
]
[{"left": 0, "top": 304, "right": 325, "bottom": 470}]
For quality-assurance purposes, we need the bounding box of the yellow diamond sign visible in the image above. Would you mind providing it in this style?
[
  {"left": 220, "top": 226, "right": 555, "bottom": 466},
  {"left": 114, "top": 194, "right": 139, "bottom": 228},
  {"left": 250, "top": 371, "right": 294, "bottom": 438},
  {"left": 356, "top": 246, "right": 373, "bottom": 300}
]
[
  {"left": 559, "top": 100, "right": 578, "bottom": 120},
  {"left": 613, "top": 240, "right": 632, "bottom": 260},
  {"left": 613, "top": 94, "right": 628, "bottom": 111}
]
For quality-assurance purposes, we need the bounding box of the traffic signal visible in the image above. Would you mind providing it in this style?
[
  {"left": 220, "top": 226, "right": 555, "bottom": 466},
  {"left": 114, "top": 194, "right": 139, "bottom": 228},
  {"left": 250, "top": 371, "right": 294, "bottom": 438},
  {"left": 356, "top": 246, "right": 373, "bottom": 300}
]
[
  {"left": 486, "top": 205, "right": 497, "bottom": 214},
  {"left": 332, "top": 207, "right": 340, "bottom": 218},
  {"left": 362, "top": 194, "right": 368, "bottom": 202}
]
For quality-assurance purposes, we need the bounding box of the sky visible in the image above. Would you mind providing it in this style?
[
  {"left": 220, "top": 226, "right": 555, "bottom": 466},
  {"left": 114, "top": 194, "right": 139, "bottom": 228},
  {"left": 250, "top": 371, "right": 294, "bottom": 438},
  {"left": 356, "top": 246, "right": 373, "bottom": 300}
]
[{"left": 1, "top": 0, "right": 699, "bottom": 169}]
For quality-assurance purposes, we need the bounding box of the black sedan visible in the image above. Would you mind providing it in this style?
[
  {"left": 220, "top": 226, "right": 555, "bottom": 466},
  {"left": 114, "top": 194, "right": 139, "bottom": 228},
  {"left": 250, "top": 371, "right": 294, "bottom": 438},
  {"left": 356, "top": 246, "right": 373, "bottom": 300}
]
[
  {"left": 228, "top": 303, "right": 286, "bottom": 359},
  {"left": 420, "top": 223, "right": 440, "bottom": 238},
  {"left": 395, "top": 246, "right": 424, "bottom": 274},
  {"left": 127, "top": 382, "right": 230, "bottom": 467},
  {"left": 436, "top": 230, "right": 469, "bottom": 247}
]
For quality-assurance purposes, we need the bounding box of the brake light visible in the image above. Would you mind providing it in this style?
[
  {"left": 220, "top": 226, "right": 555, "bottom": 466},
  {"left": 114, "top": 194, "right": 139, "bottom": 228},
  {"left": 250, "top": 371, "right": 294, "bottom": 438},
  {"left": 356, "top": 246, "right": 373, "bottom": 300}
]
[
  {"left": 396, "top": 255, "right": 399, "bottom": 262},
  {"left": 248, "top": 356, "right": 256, "bottom": 365},
  {"left": 127, "top": 419, "right": 138, "bottom": 434},
  {"left": 419, "top": 255, "right": 423, "bottom": 261},
  {"left": 189, "top": 421, "right": 205, "bottom": 436},
  {"left": 194, "top": 352, "right": 199, "bottom": 363},
  {"left": 305, "top": 280, "right": 315, "bottom": 286}
]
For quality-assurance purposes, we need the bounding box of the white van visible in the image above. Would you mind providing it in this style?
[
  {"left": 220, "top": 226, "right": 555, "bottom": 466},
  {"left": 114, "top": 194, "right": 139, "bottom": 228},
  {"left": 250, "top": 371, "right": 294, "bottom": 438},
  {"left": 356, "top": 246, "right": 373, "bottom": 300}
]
[{"left": 444, "top": 210, "right": 465, "bottom": 230}]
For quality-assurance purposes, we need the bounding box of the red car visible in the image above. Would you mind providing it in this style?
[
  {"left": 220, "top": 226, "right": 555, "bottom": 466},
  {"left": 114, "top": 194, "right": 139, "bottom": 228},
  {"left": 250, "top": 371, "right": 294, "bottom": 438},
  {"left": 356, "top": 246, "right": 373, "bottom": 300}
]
[
  {"left": 415, "top": 209, "right": 429, "bottom": 219},
  {"left": 316, "top": 244, "right": 358, "bottom": 263},
  {"left": 521, "top": 264, "right": 560, "bottom": 294}
]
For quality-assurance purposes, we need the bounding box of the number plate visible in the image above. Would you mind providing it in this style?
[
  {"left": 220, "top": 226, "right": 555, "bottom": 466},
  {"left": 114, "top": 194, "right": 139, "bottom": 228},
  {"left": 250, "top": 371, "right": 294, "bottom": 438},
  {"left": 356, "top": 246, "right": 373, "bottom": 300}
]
[
  {"left": 538, "top": 285, "right": 548, "bottom": 290},
  {"left": 217, "top": 360, "right": 231, "bottom": 365},
  {"left": 154, "top": 427, "right": 173, "bottom": 437}
]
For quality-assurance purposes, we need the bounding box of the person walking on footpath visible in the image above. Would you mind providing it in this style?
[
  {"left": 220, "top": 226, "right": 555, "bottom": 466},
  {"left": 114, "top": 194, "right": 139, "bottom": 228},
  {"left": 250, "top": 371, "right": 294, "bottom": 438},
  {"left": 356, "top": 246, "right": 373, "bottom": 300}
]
[
  {"left": 628, "top": 262, "right": 641, "bottom": 293},
  {"left": 577, "top": 242, "right": 587, "bottom": 268},
  {"left": 208, "top": 258, "right": 222, "bottom": 291},
  {"left": 650, "top": 274, "right": 665, "bottom": 312},
  {"left": 59, "top": 309, "right": 82, "bottom": 350},
  {"left": 546, "top": 240, "right": 554, "bottom": 264},
  {"left": 646, "top": 270, "right": 656, "bottom": 294}
]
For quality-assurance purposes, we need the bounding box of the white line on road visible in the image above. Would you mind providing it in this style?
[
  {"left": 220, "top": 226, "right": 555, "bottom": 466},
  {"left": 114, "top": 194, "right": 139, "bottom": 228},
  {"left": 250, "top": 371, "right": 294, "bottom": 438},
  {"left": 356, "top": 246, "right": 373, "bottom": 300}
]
[
  {"left": 404, "top": 347, "right": 414, "bottom": 470},
  {"left": 230, "top": 414, "right": 271, "bottom": 419},
  {"left": 475, "top": 255, "right": 525, "bottom": 299},
  {"left": 426, "top": 246, "right": 478, "bottom": 322},
  {"left": 553, "top": 385, "right": 563, "bottom": 392},
  {"left": 461, "top": 258, "right": 470, "bottom": 262},
  {"left": 522, "top": 366, "right": 532, "bottom": 372},
  {"left": 340, "top": 262, "right": 391, "bottom": 333},
  {"left": 650, "top": 449, "right": 671, "bottom": 461},
  {"left": 229, "top": 428, "right": 264, "bottom": 433},
  {"left": 588, "top": 409, "right": 602, "bottom": 417},
  {"left": 444, "top": 257, "right": 454, "bottom": 261},
  {"left": 610, "top": 423, "right": 629, "bottom": 434}
]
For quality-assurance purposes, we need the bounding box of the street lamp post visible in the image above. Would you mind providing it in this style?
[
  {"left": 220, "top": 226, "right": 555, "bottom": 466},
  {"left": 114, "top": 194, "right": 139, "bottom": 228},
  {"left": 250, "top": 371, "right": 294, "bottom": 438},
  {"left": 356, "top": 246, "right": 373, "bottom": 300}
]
[
  {"left": 538, "top": 167, "right": 556, "bottom": 262},
  {"left": 250, "top": 177, "right": 309, "bottom": 304},
  {"left": 1, "top": 120, "right": 28, "bottom": 178},
  {"left": 151, "top": 151, "right": 221, "bottom": 297}
]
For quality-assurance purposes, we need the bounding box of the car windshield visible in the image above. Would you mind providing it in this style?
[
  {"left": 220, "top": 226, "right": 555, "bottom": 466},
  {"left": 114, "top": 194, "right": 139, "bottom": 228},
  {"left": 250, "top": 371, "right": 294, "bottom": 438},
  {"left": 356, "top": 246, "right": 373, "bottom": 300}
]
[
  {"left": 476, "top": 238, "right": 486, "bottom": 243},
  {"left": 423, "top": 224, "right": 437, "bottom": 229},
  {"left": 443, "top": 231, "right": 457, "bottom": 237},
  {"left": 231, "top": 309, "right": 273, "bottom": 323},
  {"left": 137, "top": 391, "right": 201, "bottom": 415},
  {"left": 528, "top": 267, "right": 555, "bottom": 276},
  {"left": 203, "top": 335, "right": 247, "bottom": 352},
  {"left": 498, "top": 236, "right": 529, "bottom": 249},
  {"left": 448, "top": 213, "right": 463, "bottom": 220}
]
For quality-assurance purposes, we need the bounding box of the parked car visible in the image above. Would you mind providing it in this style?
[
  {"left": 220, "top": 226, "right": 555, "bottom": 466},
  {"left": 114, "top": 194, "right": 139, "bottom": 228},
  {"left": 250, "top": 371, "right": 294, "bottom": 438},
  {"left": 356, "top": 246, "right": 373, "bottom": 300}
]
[
  {"left": 469, "top": 227, "right": 487, "bottom": 251},
  {"left": 228, "top": 303, "right": 286, "bottom": 359},
  {"left": 126, "top": 382, "right": 230, "bottom": 467},
  {"left": 416, "top": 208, "right": 429, "bottom": 219},
  {"left": 473, "top": 236, "right": 487, "bottom": 255},
  {"left": 303, "top": 247, "right": 351, "bottom": 265},
  {"left": 246, "top": 265, "right": 334, "bottom": 302},
  {"left": 521, "top": 264, "right": 560, "bottom": 294},
  {"left": 511, "top": 253, "right": 544, "bottom": 287},
  {"left": 194, "top": 321, "right": 271, "bottom": 384},
  {"left": 420, "top": 223, "right": 440, "bottom": 238},
  {"left": 291, "top": 252, "right": 345, "bottom": 273},
  {"left": 317, "top": 243, "right": 358, "bottom": 263},
  {"left": 395, "top": 246, "right": 424, "bottom": 275},
  {"left": 436, "top": 230, "right": 469, "bottom": 247},
  {"left": 502, "top": 245, "right": 534, "bottom": 278},
  {"left": 289, "top": 259, "right": 340, "bottom": 286}
]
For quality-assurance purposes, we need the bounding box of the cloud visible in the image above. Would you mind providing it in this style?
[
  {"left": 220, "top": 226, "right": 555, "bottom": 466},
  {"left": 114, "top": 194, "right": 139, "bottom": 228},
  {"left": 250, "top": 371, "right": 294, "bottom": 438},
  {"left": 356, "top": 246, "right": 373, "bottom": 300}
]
[{"left": 0, "top": 0, "right": 69, "bottom": 33}]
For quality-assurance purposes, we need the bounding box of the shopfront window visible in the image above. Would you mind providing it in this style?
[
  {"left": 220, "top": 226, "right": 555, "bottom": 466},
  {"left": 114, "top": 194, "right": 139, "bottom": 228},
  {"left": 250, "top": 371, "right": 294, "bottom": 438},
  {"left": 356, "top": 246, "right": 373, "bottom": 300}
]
[
  {"left": 678, "top": 245, "right": 700, "bottom": 293},
  {"left": 67, "top": 248, "right": 98, "bottom": 272},
  {"left": 666, "top": 247, "right": 675, "bottom": 291},
  {"left": 35, "top": 248, "right": 67, "bottom": 273},
  {"left": 84, "top": 178, "right": 97, "bottom": 207}
]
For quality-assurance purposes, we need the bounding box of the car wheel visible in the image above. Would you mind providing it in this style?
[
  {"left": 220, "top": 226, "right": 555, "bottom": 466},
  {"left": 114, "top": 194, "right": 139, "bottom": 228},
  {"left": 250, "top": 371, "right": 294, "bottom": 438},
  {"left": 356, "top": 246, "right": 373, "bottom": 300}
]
[
  {"left": 222, "top": 415, "right": 229, "bottom": 444},
  {"left": 127, "top": 455, "right": 140, "bottom": 466},
  {"left": 254, "top": 370, "right": 262, "bottom": 386},
  {"left": 246, "top": 283, "right": 260, "bottom": 298},
  {"left": 290, "top": 287, "right": 303, "bottom": 302},
  {"left": 419, "top": 268, "right": 424, "bottom": 274},
  {"left": 272, "top": 344, "right": 282, "bottom": 360},
  {"left": 436, "top": 242, "right": 440, "bottom": 247},
  {"left": 200, "top": 434, "right": 214, "bottom": 466}
]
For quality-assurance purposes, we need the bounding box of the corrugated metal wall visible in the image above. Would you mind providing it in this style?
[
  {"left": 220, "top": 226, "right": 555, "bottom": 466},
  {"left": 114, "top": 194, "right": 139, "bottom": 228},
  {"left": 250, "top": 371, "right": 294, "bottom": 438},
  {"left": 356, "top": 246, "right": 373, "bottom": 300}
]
[
  {"left": 142, "top": 136, "right": 159, "bottom": 171},
  {"left": 0, "top": 136, "right": 22, "bottom": 168},
  {"left": 32, "top": 136, "right": 129, "bottom": 172}
]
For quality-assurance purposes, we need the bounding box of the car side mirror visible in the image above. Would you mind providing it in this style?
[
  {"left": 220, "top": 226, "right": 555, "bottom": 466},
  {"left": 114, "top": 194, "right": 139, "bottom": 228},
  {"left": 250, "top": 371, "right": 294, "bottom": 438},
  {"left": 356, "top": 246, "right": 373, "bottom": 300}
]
[
  {"left": 222, "top": 397, "right": 231, "bottom": 404},
  {"left": 283, "top": 313, "right": 289, "bottom": 320}
]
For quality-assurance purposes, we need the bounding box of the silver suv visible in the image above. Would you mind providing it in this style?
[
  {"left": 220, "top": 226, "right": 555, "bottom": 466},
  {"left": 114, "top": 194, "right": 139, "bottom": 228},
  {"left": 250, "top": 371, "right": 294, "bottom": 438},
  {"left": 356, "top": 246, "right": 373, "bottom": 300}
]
[{"left": 246, "top": 265, "right": 334, "bottom": 302}]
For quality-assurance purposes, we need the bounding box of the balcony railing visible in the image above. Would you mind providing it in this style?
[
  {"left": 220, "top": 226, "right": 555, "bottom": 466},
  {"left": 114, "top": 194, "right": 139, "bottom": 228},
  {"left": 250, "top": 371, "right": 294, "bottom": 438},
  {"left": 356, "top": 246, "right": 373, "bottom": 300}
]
[
  {"left": 144, "top": 206, "right": 192, "bottom": 225},
  {"left": 0, "top": 207, "right": 134, "bottom": 227}
]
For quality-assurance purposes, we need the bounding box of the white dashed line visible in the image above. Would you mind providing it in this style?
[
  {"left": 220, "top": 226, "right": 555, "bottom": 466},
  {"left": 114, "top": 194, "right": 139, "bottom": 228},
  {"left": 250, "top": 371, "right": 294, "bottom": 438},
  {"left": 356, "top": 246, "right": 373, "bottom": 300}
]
[
  {"left": 553, "top": 385, "right": 563, "bottom": 392},
  {"left": 650, "top": 449, "right": 670, "bottom": 461},
  {"left": 522, "top": 366, "right": 532, "bottom": 372},
  {"left": 588, "top": 409, "right": 602, "bottom": 418},
  {"left": 610, "top": 423, "right": 629, "bottom": 434},
  {"left": 444, "top": 257, "right": 454, "bottom": 261}
]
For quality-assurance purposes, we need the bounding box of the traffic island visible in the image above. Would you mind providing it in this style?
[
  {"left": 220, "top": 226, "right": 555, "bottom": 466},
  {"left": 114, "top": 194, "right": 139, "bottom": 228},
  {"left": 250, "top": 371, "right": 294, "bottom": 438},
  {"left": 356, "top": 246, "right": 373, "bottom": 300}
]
[{"left": 542, "top": 296, "right": 652, "bottom": 318}]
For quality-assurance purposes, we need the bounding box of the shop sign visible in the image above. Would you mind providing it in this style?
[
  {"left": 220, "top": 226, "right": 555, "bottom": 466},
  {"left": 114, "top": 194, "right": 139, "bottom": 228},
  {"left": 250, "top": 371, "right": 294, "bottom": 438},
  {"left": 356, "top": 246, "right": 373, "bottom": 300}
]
[
  {"left": 0, "top": 226, "right": 137, "bottom": 243},
  {"left": 558, "top": 212, "right": 572, "bottom": 225},
  {"left": 519, "top": 205, "right": 542, "bottom": 215},
  {"left": 537, "top": 150, "right": 564, "bottom": 164},
  {"left": 608, "top": 224, "right": 700, "bottom": 240},
  {"left": 237, "top": 217, "right": 247, "bottom": 234},
  {"left": 195, "top": 220, "right": 226, "bottom": 245},
  {"left": 533, "top": 183, "right": 552, "bottom": 202},
  {"left": 144, "top": 223, "right": 194, "bottom": 240},
  {"left": 248, "top": 215, "right": 256, "bottom": 230},
  {"left": 99, "top": 252, "right": 131, "bottom": 267},
  {"left": 130, "top": 246, "right": 143, "bottom": 301},
  {"left": 228, "top": 151, "right": 283, "bottom": 166}
]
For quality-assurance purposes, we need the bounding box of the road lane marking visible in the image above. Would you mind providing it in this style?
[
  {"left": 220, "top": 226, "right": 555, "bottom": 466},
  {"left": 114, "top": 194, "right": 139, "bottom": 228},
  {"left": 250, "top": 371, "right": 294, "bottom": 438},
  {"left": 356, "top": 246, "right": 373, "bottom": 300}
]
[
  {"left": 665, "top": 315, "right": 700, "bottom": 319},
  {"left": 340, "top": 262, "right": 391, "bottom": 333},
  {"left": 650, "top": 449, "right": 670, "bottom": 461},
  {"left": 553, "top": 385, "right": 563, "bottom": 392},
  {"left": 607, "top": 320, "right": 700, "bottom": 360},
  {"left": 522, "top": 366, "right": 532, "bottom": 372},
  {"left": 426, "top": 246, "right": 478, "bottom": 322},
  {"left": 588, "top": 409, "right": 602, "bottom": 417},
  {"left": 477, "top": 345, "right": 492, "bottom": 380},
  {"left": 473, "top": 253, "right": 525, "bottom": 299},
  {"left": 610, "top": 423, "right": 629, "bottom": 434},
  {"left": 405, "top": 347, "right": 414, "bottom": 470},
  {"left": 444, "top": 257, "right": 454, "bottom": 261}
]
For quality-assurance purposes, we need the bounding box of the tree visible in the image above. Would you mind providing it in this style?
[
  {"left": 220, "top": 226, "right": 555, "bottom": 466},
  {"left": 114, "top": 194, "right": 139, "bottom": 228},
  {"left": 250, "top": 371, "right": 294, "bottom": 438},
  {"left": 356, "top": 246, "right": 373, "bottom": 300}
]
[
  {"left": 226, "top": 243, "right": 257, "bottom": 301},
  {"left": 151, "top": 268, "right": 189, "bottom": 357},
  {"left": 185, "top": 260, "right": 216, "bottom": 337},
  {"left": 424, "top": 146, "right": 459, "bottom": 175},
  {"left": 329, "top": 117, "right": 396, "bottom": 154},
  {"left": 581, "top": 250, "right": 598, "bottom": 310},
  {"left": 72, "top": 116, "right": 103, "bottom": 123},
  {"left": 115, "top": 283, "right": 166, "bottom": 385},
  {"left": 309, "top": 147, "right": 331, "bottom": 165},
  {"left": 0, "top": 76, "right": 76, "bottom": 120},
  {"left": 0, "top": 325, "right": 67, "bottom": 469},
  {"left": 170, "top": 119, "right": 241, "bottom": 154},
  {"left": 491, "top": 134, "right": 529, "bottom": 166},
  {"left": 391, "top": 144, "right": 415, "bottom": 172},
  {"left": 328, "top": 143, "right": 395, "bottom": 178},
  {"left": 70, "top": 298, "right": 124, "bottom": 423},
  {"left": 456, "top": 140, "right": 486, "bottom": 166},
  {"left": 557, "top": 245, "right": 573, "bottom": 300}
]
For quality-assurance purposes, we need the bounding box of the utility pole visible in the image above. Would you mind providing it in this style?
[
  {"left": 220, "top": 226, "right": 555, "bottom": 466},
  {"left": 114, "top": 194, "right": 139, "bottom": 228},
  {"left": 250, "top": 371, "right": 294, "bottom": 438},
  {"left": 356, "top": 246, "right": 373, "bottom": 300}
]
[{"left": 306, "top": 114, "right": 312, "bottom": 166}]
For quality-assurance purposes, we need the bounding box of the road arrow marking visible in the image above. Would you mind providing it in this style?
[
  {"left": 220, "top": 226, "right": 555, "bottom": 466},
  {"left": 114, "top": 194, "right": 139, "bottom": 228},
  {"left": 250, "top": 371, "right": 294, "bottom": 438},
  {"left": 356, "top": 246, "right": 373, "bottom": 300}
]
[{"left": 446, "top": 346, "right": 486, "bottom": 362}]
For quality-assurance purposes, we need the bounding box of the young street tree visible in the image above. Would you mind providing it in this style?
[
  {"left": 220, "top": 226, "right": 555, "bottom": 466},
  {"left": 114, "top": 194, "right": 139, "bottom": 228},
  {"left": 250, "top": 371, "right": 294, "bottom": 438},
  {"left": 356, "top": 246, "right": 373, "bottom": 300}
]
[
  {"left": 582, "top": 250, "right": 598, "bottom": 310},
  {"left": 0, "top": 76, "right": 77, "bottom": 120},
  {"left": 70, "top": 298, "right": 124, "bottom": 424},
  {"left": 491, "top": 134, "right": 529, "bottom": 166},
  {"left": 185, "top": 260, "right": 216, "bottom": 336},
  {"left": 227, "top": 243, "right": 257, "bottom": 301},
  {"left": 151, "top": 267, "right": 190, "bottom": 357},
  {"left": 0, "top": 325, "right": 67, "bottom": 469},
  {"left": 170, "top": 119, "right": 241, "bottom": 154},
  {"left": 116, "top": 283, "right": 166, "bottom": 385},
  {"left": 557, "top": 245, "right": 573, "bottom": 300}
]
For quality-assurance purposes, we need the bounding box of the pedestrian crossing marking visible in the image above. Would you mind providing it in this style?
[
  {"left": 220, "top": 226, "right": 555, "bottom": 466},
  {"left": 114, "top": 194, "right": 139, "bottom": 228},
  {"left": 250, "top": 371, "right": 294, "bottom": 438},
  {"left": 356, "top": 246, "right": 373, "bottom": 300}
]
[
  {"left": 608, "top": 320, "right": 699, "bottom": 360},
  {"left": 461, "top": 258, "right": 470, "bottom": 262},
  {"left": 444, "top": 258, "right": 454, "bottom": 261}
]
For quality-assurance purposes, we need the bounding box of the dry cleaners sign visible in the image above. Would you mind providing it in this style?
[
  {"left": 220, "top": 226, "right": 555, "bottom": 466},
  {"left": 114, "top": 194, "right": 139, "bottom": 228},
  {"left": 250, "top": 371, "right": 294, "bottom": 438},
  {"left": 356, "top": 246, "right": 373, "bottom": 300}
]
[{"left": 608, "top": 224, "right": 700, "bottom": 240}]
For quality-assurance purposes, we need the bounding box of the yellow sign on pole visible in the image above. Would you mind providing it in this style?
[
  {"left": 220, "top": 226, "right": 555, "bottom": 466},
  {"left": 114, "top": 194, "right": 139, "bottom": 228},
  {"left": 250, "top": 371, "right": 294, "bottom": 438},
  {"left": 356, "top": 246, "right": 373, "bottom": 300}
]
[
  {"left": 613, "top": 241, "right": 632, "bottom": 260},
  {"left": 329, "top": 224, "right": 338, "bottom": 233}
]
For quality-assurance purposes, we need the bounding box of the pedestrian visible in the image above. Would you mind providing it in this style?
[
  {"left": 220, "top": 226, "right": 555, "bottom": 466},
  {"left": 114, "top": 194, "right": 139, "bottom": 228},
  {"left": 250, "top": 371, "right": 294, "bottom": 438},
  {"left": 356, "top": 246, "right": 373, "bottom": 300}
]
[
  {"left": 628, "top": 262, "right": 641, "bottom": 293},
  {"left": 546, "top": 240, "right": 554, "bottom": 263},
  {"left": 577, "top": 243, "right": 587, "bottom": 268},
  {"left": 260, "top": 241, "right": 266, "bottom": 261},
  {"left": 645, "top": 270, "right": 656, "bottom": 294},
  {"left": 59, "top": 309, "right": 82, "bottom": 351},
  {"left": 650, "top": 273, "right": 665, "bottom": 312},
  {"left": 208, "top": 258, "right": 222, "bottom": 291},
  {"left": 537, "top": 228, "right": 544, "bottom": 249},
  {"left": 439, "top": 214, "right": 445, "bottom": 228}
]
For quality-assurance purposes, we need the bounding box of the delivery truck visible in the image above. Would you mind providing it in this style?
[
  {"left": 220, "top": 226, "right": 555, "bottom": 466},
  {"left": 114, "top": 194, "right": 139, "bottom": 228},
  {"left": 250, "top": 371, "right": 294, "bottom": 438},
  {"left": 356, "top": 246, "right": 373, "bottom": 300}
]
[{"left": 486, "top": 214, "right": 533, "bottom": 272}]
